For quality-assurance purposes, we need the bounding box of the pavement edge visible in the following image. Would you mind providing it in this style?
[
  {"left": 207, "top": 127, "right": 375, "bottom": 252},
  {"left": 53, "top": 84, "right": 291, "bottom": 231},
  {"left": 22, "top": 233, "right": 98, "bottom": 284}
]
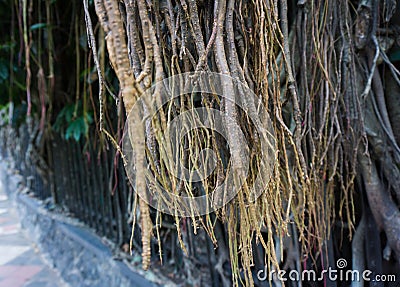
[{"left": 0, "top": 159, "right": 165, "bottom": 287}]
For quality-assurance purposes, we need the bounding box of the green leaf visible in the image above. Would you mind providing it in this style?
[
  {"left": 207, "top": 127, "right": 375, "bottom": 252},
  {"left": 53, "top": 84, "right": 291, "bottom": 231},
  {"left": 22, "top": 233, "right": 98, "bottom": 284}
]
[
  {"left": 78, "top": 117, "right": 87, "bottom": 134},
  {"left": 64, "top": 116, "right": 89, "bottom": 142},
  {"left": 30, "top": 23, "right": 48, "bottom": 31},
  {"left": 73, "top": 126, "right": 81, "bottom": 141},
  {"left": 85, "top": 112, "right": 93, "bottom": 124},
  {"left": 65, "top": 121, "right": 76, "bottom": 140},
  {"left": 53, "top": 102, "right": 93, "bottom": 140},
  {"left": 64, "top": 105, "right": 75, "bottom": 123}
]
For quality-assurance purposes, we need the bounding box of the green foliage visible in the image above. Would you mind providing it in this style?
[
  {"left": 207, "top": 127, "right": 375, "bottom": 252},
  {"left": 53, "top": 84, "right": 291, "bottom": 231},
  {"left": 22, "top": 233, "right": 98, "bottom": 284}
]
[
  {"left": 0, "top": 41, "right": 26, "bottom": 105},
  {"left": 0, "top": 0, "right": 26, "bottom": 107},
  {"left": 30, "top": 23, "right": 49, "bottom": 31},
  {"left": 65, "top": 114, "right": 93, "bottom": 141},
  {"left": 53, "top": 102, "right": 93, "bottom": 142},
  {"left": 0, "top": 103, "right": 10, "bottom": 126}
]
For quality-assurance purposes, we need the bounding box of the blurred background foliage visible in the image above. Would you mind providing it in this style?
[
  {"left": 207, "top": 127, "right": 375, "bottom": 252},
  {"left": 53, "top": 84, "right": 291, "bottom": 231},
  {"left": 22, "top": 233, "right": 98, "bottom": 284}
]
[
  {"left": 0, "top": 0, "right": 116, "bottom": 142},
  {"left": 2, "top": 0, "right": 400, "bottom": 286}
]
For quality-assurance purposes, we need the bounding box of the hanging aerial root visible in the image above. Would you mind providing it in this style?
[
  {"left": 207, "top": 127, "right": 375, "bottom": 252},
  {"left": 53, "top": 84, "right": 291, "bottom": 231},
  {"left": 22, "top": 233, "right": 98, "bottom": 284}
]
[{"left": 94, "top": 0, "right": 151, "bottom": 269}]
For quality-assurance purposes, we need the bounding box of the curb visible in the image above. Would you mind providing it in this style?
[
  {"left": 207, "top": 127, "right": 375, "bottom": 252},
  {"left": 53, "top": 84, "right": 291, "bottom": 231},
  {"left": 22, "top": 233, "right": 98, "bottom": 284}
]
[{"left": 16, "top": 193, "right": 160, "bottom": 287}]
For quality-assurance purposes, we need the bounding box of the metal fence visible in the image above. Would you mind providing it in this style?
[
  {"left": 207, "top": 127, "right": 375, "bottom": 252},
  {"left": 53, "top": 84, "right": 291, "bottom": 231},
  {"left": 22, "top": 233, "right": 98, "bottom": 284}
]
[
  {"left": 1, "top": 122, "right": 51, "bottom": 200},
  {"left": 0, "top": 122, "right": 133, "bottom": 246},
  {"left": 50, "top": 132, "right": 132, "bottom": 245},
  {"left": 0, "top": 120, "right": 220, "bottom": 285}
]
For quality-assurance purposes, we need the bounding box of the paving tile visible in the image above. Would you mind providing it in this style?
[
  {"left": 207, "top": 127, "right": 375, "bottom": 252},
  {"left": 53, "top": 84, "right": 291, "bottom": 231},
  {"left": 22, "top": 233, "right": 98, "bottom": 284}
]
[
  {"left": 0, "top": 234, "right": 31, "bottom": 246},
  {"left": 6, "top": 250, "right": 43, "bottom": 265},
  {"left": 0, "top": 174, "right": 68, "bottom": 287},
  {"left": 0, "top": 277, "right": 26, "bottom": 287},
  {"left": 0, "top": 246, "right": 30, "bottom": 265},
  {"left": 0, "top": 265, "right": 42, "bottom": 287},
  {"left": 0, "top": 265, "right": 19, "bottom": 276},
  {"left": 0, "top": 218, "right": 10, "bottom": 224},
  {"left": 0, "top": 223, "right": 21, "bottom": 235},
  {"left": 24, "top": 281, "right": 50, "bottom": 287}
]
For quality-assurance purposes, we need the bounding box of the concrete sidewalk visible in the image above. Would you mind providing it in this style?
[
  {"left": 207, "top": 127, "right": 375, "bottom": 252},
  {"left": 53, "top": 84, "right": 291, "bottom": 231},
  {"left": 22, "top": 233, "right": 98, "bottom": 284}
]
[{"left": 0, "top": 174, "right": 68, "bottom": 287}]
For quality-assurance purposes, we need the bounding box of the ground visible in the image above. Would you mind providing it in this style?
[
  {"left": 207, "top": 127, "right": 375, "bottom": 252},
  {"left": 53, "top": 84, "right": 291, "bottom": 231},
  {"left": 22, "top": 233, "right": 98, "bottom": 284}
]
[{"left": 0, "top": 178, "right": 67, "bottom": 287}]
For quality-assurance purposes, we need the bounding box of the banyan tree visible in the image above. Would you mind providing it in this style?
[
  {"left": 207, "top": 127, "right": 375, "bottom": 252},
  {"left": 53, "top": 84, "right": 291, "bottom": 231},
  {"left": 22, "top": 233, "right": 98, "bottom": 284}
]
[{"left": 3, "top": 0, "right": 400, "bottom": 286}]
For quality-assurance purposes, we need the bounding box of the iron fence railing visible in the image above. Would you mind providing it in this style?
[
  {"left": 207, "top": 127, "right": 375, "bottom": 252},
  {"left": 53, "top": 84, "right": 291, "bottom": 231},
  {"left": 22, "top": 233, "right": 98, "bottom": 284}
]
[
  {"left": 0, "top": 121, "right": 216, "bottom": 285},
  {"left": 1, "top": 123, "right": 50, "bottom": 200},
  {"left": 50, "top": 133, "right": 132, "bottom": 244},
  {"left": 1, "top": 122, "right": 133, "bottom": 246}
]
